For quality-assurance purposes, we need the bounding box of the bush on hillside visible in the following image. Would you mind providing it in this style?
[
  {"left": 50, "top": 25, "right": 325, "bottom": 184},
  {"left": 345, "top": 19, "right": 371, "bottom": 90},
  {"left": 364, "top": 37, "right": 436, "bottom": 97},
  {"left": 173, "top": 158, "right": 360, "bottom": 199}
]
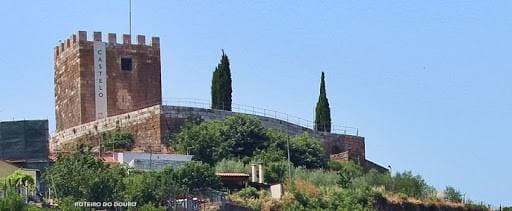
[
  {"left": 292, "top": 167, "right": 339, "bottom": 187},
  {"left": 336, "top": 161, "right": 364, "bottom": 188},
  {"left": 265, "top": 161, "right": 289, "bottom": 184},
  {"left": 391, "top": 171, "right": 436, "bottom": 199},
  {"left": 237, "top": 187, "right": 260, "bottom": 199},
  {"left": 443, "top": 186, "right": 462, "bottom": 203}
]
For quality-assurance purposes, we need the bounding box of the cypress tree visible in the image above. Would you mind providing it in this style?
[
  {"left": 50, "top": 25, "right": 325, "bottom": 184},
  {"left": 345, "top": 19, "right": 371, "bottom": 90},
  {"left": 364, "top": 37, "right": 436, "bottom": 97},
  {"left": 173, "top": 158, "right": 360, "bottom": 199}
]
[
  {"left": 211, "top": 50, "right": 232, "bottom": 111},
  {"left": 315, "top": 72, "right": 331, "bottom": 132},
  {"left": 211, "top": 66, "right": 221, "bottom": 109}
]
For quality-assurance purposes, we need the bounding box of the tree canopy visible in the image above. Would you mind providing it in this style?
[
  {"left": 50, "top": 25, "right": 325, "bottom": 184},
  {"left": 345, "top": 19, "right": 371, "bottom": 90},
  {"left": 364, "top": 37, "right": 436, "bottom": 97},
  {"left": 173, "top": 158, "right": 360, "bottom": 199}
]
[
  {"left": 44, "top": 148, "right": 220, "bottom": 208},
  {"left": 172, "top": 115, "right": 328, "bottom": 169},
  {"left": 173, "top": 115, "right": 270, "bottom": 164},
  {"left": 44, "top": 148, "right": 125, "bottom": 202}
]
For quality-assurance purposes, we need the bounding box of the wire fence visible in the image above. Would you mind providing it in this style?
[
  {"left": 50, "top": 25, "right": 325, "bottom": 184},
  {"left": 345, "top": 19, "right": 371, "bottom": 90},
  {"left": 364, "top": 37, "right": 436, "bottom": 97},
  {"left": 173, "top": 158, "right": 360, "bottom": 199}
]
[
  {"left": 164, "top": 97, "right": 359, "bottom": 136},
  {"left": 15, "top": 97, "right": 359, "bottom": 136}
]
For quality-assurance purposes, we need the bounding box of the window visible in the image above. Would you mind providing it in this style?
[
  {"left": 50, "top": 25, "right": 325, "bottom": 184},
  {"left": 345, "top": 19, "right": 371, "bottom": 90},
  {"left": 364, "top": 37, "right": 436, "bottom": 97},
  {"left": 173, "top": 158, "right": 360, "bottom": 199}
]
[{"left": 121, "top": 57, "right": 132, "bottom": 71}]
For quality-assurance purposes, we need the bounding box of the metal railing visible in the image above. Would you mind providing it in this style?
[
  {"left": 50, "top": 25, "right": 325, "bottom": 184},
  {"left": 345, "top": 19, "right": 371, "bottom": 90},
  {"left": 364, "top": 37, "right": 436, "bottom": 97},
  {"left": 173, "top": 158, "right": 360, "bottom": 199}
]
[{"left": 163, "top": 97, "right": 359, "bottom": 136}]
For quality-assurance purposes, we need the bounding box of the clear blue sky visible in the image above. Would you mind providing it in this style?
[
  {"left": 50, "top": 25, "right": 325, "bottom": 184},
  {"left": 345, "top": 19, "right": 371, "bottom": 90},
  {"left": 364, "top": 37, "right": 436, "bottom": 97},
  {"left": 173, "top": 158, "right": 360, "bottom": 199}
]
[{"left": 0, "top": 0, "right": 510, "bottom": 206}]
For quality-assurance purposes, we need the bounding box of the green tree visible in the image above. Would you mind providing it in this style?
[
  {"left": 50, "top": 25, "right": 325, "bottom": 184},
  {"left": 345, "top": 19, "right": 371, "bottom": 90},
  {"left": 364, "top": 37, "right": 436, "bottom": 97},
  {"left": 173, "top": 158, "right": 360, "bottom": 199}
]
[
  {"left": 123, "top": 169, "right": 182, "bottom": 206},
  {"left": 173, "top": 115, "right": 269, "bottom": 164},
  {"left": 221, "top": 115, "right": 268, "bottom": 158},
  {"left": 44, "top": 148, "right": 125, "bottom": 202},
  {"left": 123, "top": 172, "right": 162, "bottom": 205},
  {"left": 172, "top": 162, "right": 221, "bottom": 191},
  {"left": 443, "top": 186, "right": 462, "bottom": 203},
  {"left": 173, "top": 121, "right": 226, "bottom": 165},
  {"left": 252, "top": 146, "right": 286, "bottom": 165},
  {"left": 314, "top": 72, "right": 331, "bottom": 132},
  {"left": 289, "top": 132, "right": 328, "bottom": 169},
  {"left": 265, "top": 161, "right": 288, "bottom": 184},
  {"left": 211, "top": 49, "right": 232, "bottom": 111}
]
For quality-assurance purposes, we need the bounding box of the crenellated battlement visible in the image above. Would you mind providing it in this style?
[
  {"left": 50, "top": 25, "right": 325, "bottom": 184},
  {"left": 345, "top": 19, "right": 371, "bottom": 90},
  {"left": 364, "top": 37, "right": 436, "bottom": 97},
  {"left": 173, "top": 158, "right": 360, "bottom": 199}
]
[
  {"left": 54, "top": 31, "right": 160, "bottom": 57},
  {"left": 54, "top": 30, "right": 162, "bottom": 132}
]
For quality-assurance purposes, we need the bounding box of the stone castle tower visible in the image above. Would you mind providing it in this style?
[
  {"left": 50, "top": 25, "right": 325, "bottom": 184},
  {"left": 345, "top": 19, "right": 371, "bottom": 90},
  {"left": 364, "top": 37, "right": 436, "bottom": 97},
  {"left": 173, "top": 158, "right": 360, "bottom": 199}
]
[{"left": 54, "top": 31, "right": 162, "bottom": 132}]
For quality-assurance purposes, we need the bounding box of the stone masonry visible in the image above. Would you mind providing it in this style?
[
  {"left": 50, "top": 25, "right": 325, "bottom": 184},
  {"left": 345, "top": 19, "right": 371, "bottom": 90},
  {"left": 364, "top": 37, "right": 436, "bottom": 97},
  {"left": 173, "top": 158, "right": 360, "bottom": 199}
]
[
  {"left": 51, "top": 105, "right": 367, "bottom": 164},
  {"left": 54, "top": 31, "right": 162, "bottom": 132}
]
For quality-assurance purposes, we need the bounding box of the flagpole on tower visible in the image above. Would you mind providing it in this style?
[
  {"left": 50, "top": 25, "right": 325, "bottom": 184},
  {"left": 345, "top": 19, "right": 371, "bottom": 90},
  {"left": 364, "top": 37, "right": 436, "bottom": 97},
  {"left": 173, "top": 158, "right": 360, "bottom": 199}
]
[{"left": 129, "top": 0, "right": 132, "bottom": 36}]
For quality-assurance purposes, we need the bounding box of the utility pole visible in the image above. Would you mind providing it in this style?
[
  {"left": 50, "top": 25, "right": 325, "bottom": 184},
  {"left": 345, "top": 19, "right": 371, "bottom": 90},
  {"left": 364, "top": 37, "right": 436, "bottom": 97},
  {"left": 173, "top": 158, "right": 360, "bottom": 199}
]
[
  {"left": 149, "top": 145, "right": 153, "bottom": 170},
  {"left": 286, "top": 115, "right": 292, "bottom": 179}
]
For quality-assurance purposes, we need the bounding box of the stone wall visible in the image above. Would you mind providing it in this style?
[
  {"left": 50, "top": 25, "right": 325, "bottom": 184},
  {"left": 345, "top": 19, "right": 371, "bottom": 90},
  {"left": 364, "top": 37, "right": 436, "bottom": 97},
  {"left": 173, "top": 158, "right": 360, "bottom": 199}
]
[
  {"left": 50, "top": 105, "right": 162, "bottom": 152},
  {"left": 51, "top": 105, "right": 367, "bottom": 163},
  {"left": 160, "top": 105, "right": 366, "bottom": 161},
  {"left": 54, "top": 35, "right": 81, "bottom": 132},
  {"left": 0, "top": 120, "right": 49, "bottom": 161},
  {"left": 54, "top": 31, "right": 162, "bottom": 132}
]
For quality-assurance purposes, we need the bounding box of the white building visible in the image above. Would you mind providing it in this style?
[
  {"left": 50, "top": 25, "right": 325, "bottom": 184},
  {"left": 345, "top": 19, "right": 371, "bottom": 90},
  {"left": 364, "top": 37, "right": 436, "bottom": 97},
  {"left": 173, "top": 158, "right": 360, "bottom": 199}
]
[{"left": 113, "top": 152, "right": 193, "bottom": 171}]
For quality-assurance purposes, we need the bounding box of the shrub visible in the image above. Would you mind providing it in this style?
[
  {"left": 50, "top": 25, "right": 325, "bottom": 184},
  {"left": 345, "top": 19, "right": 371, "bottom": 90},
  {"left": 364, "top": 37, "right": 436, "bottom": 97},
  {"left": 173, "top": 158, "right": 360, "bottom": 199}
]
[
  {"left": 138, "top": 203, "right": 166, "bottom": 211},
  {"left": 443, "top": 186, "right": 462, "bottom": 203},
  {"left": 0, "top": 193, "right": 26, "bottom": 211},
  {"left": 351, "top": 169, "right": 392, "bottom": 191},
  {"left": 292, "top": 167, "right": 338, "bottom": 187},
  {"left": 237, "top": 187, "right": 260, "bottom": 199},
  {"left": 464, "top": 200, "right": 489, "bottom": 210},
  {"left": 287, "top": 179, "right": 375, "bottom": 210},
  {"left": 336, "top": 161, "right": 364, "bottom": 188},
  {"left": 265, "top": 161, "right": 289, "bottom": 184},
  {"left": 390, "top": 171, "right": 435, "bottom": 199},
  {"left": 327, "top": 160, "right": 344, "bottom": 171}
]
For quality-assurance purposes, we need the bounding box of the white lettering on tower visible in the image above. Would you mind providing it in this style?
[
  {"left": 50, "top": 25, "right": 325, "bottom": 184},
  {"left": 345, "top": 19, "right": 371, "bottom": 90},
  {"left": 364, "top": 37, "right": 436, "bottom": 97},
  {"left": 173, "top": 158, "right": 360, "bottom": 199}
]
[{"left": 94, "top": 41, "right": 107, "bottom": 119}]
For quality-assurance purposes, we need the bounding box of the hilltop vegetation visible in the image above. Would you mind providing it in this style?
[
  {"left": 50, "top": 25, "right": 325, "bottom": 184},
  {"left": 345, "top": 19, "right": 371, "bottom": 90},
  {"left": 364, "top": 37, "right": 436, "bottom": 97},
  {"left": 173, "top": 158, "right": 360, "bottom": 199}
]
[
  {"left": 1, "top": 115, "right": 490, "bottom": 210},
  {"left": 172, "top": 115, "right": 488, "bottom": 210}
]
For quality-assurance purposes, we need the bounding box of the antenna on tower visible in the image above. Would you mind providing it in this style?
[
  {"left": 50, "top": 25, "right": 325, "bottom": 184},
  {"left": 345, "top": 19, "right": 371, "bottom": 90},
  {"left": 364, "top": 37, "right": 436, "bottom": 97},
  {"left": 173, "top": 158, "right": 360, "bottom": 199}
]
[{"left": 129, "top": 0, "right": 132, "bottom": 36}]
